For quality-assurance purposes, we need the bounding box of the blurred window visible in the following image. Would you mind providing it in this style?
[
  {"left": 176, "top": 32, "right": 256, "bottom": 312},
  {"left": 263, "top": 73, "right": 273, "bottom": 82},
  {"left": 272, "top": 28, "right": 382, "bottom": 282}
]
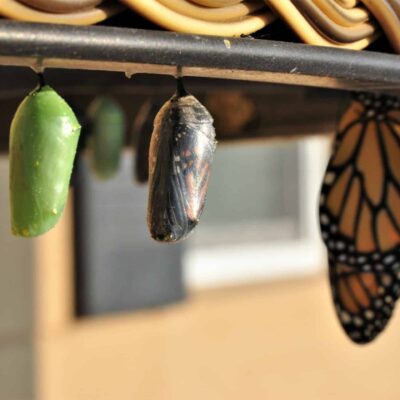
[{"left": 184, "top": 137, "right": 331, "bottom": 289}]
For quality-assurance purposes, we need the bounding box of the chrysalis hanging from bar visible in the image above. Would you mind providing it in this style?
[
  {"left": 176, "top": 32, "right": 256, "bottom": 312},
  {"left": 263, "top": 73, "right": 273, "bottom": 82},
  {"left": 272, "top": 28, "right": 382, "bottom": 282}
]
[
  {"left": 147, "top": 77, "right": 217, "bottom": 242},
  {"left": 132, "top": 100, "right": 162, "bottom": 184}
]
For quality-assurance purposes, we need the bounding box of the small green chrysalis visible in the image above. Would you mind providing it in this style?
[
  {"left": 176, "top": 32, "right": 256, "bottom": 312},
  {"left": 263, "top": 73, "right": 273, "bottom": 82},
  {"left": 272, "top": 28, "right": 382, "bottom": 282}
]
[
  {"left": 10, "top": 84, "right": 81, "bottom": 237},
  {"left": 87, "top": 97, "right": 125, "bottom": 180}
]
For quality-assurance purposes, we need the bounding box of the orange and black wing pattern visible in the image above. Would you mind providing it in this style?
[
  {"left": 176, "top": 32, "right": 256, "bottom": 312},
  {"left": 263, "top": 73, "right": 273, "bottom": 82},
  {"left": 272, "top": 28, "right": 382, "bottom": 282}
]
[{"left": 319, "top": 92, "right": 400, "bottom": 344}]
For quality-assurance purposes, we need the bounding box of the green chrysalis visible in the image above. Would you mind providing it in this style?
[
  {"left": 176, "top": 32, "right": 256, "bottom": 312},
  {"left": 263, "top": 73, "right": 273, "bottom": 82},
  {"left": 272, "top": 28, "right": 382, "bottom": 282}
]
[
  {"left": 87, "top": 96, "right": 125, "bottom": 180},
  {"left": 10, "top": 84, "right": 81, "bottom": 237}
]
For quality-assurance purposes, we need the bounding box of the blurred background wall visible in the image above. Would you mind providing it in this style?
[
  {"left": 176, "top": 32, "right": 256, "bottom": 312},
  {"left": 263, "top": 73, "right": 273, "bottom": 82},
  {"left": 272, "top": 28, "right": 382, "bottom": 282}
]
[
  {"left": 1, "top": 71, "right": 400, "bottom": 400},
  {"left": 0, "top": 157, "right": 34, "bottom": 400}
]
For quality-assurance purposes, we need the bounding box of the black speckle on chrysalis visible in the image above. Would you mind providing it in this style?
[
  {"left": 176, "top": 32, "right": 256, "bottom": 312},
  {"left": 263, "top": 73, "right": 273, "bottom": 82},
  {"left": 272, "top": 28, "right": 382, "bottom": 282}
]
[{"left": 147, "top": 78, "right": 217, "bottom": 243}]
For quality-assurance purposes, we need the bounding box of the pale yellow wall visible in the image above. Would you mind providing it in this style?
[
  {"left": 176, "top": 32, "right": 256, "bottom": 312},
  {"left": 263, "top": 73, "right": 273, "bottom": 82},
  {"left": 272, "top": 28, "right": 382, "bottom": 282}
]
[
  {"left": 1, "top": 159, "right": 399, "bottom": 400},
  {"left": 35, "top": 207, "right": 400, "bottom": 400},
  {"left": 0, "top": 157, "right": 34, "bottom": 400},
  {"left": 36, "top": 274, "right": 400, "bottom": 400}
]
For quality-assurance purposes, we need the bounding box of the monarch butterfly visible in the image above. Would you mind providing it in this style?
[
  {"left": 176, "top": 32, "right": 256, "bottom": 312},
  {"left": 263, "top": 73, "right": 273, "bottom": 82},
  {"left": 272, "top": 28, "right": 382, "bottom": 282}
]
[
  {"left": 147, "top": 78, "right": 217, "bottom": 242},
  {"left": 10, "top": 79, "right": 81, "bottom": 237},
  {"left": 319, "top": 92, "right": 400, "bottom": 344}
]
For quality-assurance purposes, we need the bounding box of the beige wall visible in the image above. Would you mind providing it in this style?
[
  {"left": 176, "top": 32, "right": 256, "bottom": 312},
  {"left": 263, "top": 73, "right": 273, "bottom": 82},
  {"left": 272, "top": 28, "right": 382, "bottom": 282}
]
[
  {"left": 0, "top": 157, "right": 34, "bottom": 400},
  {"left": 34, "top": 208, "right": 400, "bottom": 400},
  {"left": 36, "top": 273, "right": 400, "bottom": 400},
  {"left": 3, "top": 155, "right": 400, "bottom": 400}
]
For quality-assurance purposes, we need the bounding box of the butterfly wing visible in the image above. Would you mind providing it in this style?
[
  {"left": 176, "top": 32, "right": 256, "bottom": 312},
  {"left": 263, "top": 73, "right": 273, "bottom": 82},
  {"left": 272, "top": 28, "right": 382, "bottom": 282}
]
[{"left": 319, "top": 93, "right": 400, "bottom": 343}]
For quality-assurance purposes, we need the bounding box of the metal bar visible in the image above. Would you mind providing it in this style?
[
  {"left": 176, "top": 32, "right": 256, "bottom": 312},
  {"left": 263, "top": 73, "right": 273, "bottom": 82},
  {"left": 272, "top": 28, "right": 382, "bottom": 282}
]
[{"left": 0, "top": 20, "right": 399, "bottom": 92}]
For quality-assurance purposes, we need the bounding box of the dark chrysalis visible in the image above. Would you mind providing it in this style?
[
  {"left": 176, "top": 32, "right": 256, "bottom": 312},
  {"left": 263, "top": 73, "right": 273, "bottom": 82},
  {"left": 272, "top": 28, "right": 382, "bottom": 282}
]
[
  {"left": 319, "top": 92, "right": 400, "bottom": 344},
  {"left": 147, "top": 78, "right": 217, "bottom": 243},
  {"left": 132, "top": 100, "right": 162, "bottom": 184}
]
